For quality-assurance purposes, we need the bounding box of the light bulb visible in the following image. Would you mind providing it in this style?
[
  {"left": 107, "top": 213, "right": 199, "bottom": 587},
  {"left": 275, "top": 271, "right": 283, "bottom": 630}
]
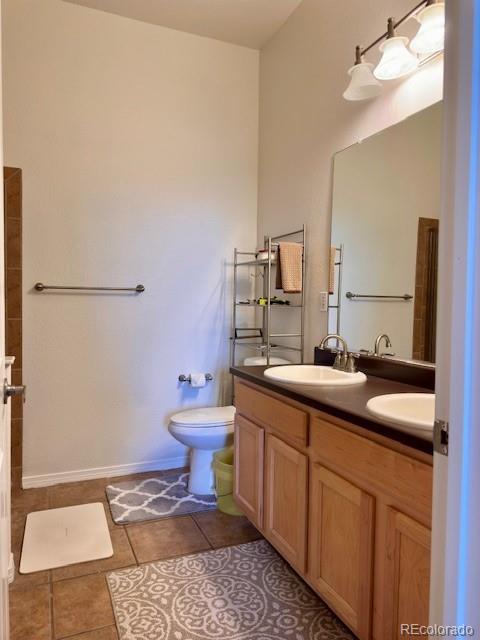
[
  {"left": 374, "top": 36, "right": 419, "bottom": 80},
  {"left": 410, "top": 2, "right": 445, "bottom": 54},
  {"left": 343, "top": 62, "right": 382, "bottom": 101}
]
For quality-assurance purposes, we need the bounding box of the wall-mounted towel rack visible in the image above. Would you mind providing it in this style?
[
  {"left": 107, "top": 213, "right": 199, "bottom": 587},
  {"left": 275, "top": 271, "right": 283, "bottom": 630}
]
[
  {"left": 34, "top": 283, "right": 145, "bottom": 293},
  {"left": 346, "top": 291, "right": 413, "bottom": 301}
]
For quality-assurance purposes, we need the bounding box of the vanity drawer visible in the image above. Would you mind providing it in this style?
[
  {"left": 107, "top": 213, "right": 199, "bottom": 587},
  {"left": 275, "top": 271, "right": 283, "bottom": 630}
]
[
  {"left": 310, "top": 417, "right": 432, "bottom": 518},
  {"left": 234, "top": 381, "right": 308, "bottom": 448}
]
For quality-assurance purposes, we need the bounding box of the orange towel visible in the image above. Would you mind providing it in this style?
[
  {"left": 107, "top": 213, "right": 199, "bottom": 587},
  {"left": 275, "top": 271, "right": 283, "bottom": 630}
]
[{"left": 276, "top": 242, "right": 303, "bottom": 293}]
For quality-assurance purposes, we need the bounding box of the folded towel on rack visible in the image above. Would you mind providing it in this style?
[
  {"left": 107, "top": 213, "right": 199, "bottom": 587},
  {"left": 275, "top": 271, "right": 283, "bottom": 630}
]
[
  {"left": 329, "top": 247, "right": 336, "bottom": 295},
  {"left": 275, "top": 242, "right": 303, "bottom": 293}
]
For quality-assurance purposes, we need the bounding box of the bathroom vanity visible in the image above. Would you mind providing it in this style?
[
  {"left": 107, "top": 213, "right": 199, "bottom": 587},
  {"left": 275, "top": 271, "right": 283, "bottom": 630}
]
[
  {"left": 229, "top": 100, "right": 441, "bottom": 639},
  {"left": 231, "top": 365, "right": 433, "bottom": 640}
]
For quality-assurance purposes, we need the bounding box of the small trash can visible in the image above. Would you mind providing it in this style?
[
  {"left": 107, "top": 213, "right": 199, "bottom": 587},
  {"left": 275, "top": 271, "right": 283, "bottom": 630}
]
[{"left": 214, "top": 447, "right": 243, "bottom": 516}]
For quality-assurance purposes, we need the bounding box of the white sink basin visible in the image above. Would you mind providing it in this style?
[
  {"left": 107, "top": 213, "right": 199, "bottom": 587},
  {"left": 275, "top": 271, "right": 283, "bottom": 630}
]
[
  {"left": 366, "top": 393, "right": 435, "bottom": 439},
  {"left": 264, "top": 365, "right": 367, "bottom": 387}
]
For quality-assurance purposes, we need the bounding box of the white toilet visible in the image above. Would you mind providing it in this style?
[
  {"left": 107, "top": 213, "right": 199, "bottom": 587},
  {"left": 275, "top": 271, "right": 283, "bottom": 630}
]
[{"left": 168, "top": 406, "right": 235, "bottom": 495}]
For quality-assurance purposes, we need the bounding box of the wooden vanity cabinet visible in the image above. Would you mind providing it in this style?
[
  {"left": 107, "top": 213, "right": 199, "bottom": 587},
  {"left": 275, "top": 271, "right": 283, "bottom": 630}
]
[
  {"left": 310, "top": 417, "right": 432, "bottom": 640},
  {"left": 234, "top": 414, "right": 264, "bottom": 528},
  {"left": 264, "top": 434, "right": 307, "bottom": 573},
  {"left": 308, "top": 463, "right": 375, "bottom": 639},
  {"left": 233, "top": 379, "right": 433, "bottom": 640},
  {"left": 382, "top": 509, "right": 431, "bottom": 639}
]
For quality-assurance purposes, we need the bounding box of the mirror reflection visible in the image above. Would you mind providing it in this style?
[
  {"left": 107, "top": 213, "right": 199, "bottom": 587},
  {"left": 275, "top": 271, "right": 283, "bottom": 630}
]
[{"left": 329, "top": 102, "right": 442, "bottom": 363}]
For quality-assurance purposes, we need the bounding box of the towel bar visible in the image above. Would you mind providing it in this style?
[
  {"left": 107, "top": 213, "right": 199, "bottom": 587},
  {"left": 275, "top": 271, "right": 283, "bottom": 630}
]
[
  {"left": 34, "top": 283, "right": 145, "bottom": 293},
  {"left": 346, "top": 291, "right": 412, "bottom": 301}
]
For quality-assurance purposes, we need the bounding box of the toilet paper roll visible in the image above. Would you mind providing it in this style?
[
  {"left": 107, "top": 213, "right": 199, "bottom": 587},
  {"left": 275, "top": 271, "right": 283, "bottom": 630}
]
[{"left": 190, "top": 373, "right": 206, "bottom": 388}]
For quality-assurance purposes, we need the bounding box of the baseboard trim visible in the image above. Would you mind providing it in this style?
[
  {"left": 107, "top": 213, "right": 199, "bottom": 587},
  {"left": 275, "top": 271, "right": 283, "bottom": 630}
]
[{"left": 22, "top": 456, "right": 190, "bottom": 489}]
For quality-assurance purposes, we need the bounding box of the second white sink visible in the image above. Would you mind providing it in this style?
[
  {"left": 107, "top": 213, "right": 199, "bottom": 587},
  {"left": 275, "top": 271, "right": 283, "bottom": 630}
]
[
  {"left": 264, "top": 365, "right": 367, "bottom": 387},
  {"left": 366, "top": 393, "right": 435, "bottom": 439}
]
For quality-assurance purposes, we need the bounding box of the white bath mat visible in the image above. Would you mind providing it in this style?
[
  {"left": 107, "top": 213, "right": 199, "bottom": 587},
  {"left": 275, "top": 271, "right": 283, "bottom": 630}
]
[{"left": 20, "top": 502, "right": 113, "bottom": 574}]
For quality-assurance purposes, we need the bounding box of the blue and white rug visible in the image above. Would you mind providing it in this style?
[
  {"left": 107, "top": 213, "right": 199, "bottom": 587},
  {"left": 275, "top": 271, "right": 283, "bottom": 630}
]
[{"left": 106, "top": 471, "right": 216, "bottom": 524}]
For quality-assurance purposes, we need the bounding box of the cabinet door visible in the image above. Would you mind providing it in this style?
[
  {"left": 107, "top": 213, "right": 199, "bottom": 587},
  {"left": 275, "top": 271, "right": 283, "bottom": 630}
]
[
  {"left": 234, "top": 415, "right": 264, "bottom": 529},
  {"left": 308, "top": 464, "right": 375, "bottom": 640},
  {"left": 264, "top": 434, "right": 307, "bottom": 572},
  {"left": 383, "top": 509, "right": 431, "bottom": 639}
]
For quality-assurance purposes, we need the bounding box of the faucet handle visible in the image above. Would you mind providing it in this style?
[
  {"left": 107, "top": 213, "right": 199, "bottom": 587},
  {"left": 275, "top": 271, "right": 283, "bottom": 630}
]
[
  {"left": 332, "top": 351, "right": 343, "bottom": 370},
  {"left": 345, "top": 352, "right": 360, "bottom": 373}
]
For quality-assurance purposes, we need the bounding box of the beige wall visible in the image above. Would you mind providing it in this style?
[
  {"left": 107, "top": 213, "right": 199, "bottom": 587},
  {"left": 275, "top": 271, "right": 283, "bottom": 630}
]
[
  {"left": 2, "top": 0, "right": 259, "bottom": 484},
  {"left": 258, "top": 0, "right": 444, "bottom": 354},
  {"left": 2, "top": 0, "right": 445, "bottom": 484}
]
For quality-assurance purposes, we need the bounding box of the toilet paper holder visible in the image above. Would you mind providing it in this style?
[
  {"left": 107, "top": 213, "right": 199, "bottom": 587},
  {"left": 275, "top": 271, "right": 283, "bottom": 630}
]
[{"left": 178, "top": 373, "right": 213, "bottom": 383}]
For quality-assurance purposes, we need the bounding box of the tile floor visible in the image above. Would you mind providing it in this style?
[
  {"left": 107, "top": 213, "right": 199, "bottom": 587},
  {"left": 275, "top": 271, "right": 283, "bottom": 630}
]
[{"left": 9, "top": 468, "right": 262, "bottom": 640}]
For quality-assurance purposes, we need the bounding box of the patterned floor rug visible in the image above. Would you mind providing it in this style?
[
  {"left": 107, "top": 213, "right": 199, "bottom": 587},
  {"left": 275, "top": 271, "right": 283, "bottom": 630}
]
[
  {"left": 107, "top": 539, "right": 354, "bottom": 640},
  {"left": 105, "top": 471, "right": 216, "bottom": 524}
]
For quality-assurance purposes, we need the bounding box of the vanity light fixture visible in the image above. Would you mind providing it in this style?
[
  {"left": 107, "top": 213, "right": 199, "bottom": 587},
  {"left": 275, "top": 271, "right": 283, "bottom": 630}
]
[
  {"left": 410, "top": 0, "right": 445, "bottom": 54},
  {"left": 343, "top": 46, "right": 382, "bottom": 101},
  {"left": 374, "top": 18, "right": 419, "bottom": 80},
  {"left": 343, "top": 0, "right": 445, "bottom": 101}
]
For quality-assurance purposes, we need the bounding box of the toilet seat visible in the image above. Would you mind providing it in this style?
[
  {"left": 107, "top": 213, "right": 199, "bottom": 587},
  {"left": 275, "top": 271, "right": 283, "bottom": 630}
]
[{"left": 170, "top": 405, "right": 235, "bottom": 428}]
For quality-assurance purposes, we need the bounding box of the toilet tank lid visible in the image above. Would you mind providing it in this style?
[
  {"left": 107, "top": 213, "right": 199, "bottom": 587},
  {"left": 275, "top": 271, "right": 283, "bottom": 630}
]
[{"left": 170, "top": 406, "right": 236, "bottom": 427}]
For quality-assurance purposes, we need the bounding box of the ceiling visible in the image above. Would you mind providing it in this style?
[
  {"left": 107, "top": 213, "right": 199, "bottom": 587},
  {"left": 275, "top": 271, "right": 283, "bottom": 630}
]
[{"left": 64, "top": 0, "right": 303, "bottom": 49}]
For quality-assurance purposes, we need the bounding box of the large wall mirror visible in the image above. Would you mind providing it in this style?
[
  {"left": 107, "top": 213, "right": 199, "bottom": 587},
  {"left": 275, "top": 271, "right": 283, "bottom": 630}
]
[{"left": 329, "top": 102, "right": 442, "bottom": 363}]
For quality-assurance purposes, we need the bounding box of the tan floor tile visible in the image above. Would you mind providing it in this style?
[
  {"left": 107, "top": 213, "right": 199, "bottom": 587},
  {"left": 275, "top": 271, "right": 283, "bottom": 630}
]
[
  {"left": 52, "top": 528, "right": 135, "bottom": 581},
  {"left": 5, "top": 216, "right": 22, "bottom": 269},
  {"left": 11, "top": 510, "right": 26, "bottom": 551},
  {"left": 53, "top": 574, "right": 114, "bottom": 639},
  {"left": 192, "top": 509, "right": 262, "bottom": 548},
  {"left": 48, "top": 478, "right": 108, "bottom": 509},
  {"left": 66, "top": 627, "right": 118, "bottom": 640},
  {"left": 4, "top": 168, "right": 22, "bottom": 219},
  {"left": 9, "top": 584, "right": 51, "bottom": 640},
  {"left": 11, "top": 466, "right": 22, "bottom": 492},
  {"left": 6, "top": 268, "right": 22, "bottom": 319},
  {"left": 11, "top": 486, "right": 49, "bottom": 516},
  {"left": 11, "top": 418, "right": 22, "bottom": 449},
  {"left": 11, "top": 442, "right": 22, "bottom": 468},
  {"left": 127, "top": 515, "right": 210, "bottom": 563},
  {"left": 11, "top": 550, "right": 50, "bottom": 590},
  {"left": 102, "top": 500, "right": 122, "bottom": 530}
]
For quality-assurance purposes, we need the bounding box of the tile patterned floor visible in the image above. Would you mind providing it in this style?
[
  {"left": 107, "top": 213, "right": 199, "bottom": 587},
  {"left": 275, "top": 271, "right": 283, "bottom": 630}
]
[{"left": 9, "top": 468, "right": 262, "bottom": 640}]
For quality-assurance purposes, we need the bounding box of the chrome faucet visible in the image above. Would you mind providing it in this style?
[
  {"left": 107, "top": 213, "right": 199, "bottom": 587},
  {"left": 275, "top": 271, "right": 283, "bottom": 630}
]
[
  {"left": 374, "top": 333, "right": 392, "bottom": 357},
  {"left": 319, "top": 333, "right": 358, "bottom": 373}
]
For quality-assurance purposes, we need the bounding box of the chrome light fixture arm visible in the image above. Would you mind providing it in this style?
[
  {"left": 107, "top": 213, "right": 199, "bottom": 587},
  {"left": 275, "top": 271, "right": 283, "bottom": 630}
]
[{"left": 358, "top": 0, "right": 438, "bottom": 60}]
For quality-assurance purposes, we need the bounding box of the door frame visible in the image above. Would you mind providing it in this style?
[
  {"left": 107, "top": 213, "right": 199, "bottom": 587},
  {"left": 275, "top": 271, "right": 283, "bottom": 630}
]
[{"left": 430, "top": 0, "right": 480, "bottom": 632}]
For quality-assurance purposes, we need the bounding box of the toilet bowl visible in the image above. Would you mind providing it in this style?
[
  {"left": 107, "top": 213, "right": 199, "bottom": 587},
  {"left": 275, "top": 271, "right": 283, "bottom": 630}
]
[{"left": 168, "top": 406, "right": 235, "bottom": 495}]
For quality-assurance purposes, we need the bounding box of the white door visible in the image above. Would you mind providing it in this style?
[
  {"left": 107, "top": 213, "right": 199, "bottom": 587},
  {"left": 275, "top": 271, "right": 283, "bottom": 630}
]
[{"left": 430, "top": 0, "right": 480, "bottom": 633}]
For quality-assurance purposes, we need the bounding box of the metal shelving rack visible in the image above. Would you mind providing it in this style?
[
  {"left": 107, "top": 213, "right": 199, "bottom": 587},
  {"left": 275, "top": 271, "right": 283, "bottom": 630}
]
[{"left": 231, "top": 225, "right": 306, "bottom": 366}]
